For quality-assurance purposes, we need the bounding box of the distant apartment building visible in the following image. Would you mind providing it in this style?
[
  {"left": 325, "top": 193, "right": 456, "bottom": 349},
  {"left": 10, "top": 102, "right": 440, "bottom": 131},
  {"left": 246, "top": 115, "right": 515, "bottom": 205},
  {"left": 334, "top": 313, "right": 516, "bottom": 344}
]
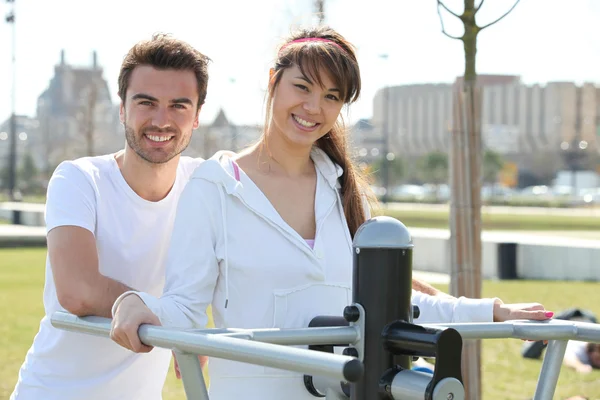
[
  {"left": 481, "top": 81, "right": 598, "bottom": 155},
  {"left": 364, "top": 76, "right": 599, "bottom": 161}
]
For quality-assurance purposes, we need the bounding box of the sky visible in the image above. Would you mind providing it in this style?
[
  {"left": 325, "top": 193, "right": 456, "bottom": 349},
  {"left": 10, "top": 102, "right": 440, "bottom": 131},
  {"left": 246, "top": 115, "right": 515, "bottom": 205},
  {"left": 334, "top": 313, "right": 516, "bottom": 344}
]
[{"left": 0, "top": 0, "right": 599, "bottom": 127}]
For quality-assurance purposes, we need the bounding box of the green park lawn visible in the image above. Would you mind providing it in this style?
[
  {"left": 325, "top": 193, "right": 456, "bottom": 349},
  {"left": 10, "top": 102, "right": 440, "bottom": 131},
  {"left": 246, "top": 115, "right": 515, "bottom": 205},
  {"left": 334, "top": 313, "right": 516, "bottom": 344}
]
[{"left": 1, "top": 248, "right": 599, "bottom": 400}]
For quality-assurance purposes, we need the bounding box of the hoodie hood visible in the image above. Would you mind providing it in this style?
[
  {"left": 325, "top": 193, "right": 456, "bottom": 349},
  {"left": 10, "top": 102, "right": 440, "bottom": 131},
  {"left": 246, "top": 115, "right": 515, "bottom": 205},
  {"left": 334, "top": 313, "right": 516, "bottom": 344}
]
[{"left": 189, "top": 150, "right": 241, "bottom": 194}]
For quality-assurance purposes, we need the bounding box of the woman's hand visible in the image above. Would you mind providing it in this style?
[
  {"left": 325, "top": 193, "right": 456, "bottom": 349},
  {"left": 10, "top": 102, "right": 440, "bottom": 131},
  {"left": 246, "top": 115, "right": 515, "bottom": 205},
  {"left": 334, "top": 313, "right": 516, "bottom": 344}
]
[
  {"left": 493, "top": 299, "right": 554, "bottom": 322},
  {"left": 110, "top": 294, "right": 161, "bottom": 353}
]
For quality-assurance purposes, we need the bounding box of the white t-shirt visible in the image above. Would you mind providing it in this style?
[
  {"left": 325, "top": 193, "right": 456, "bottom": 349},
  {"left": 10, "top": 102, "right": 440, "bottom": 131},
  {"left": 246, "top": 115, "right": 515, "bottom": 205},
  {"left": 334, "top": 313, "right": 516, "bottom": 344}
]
[
  {"left": 11, "top": 153, "right": 203, "bottom": 400},
  {"left": 565, "top": 340, "right": 590, "bottom": 365}
]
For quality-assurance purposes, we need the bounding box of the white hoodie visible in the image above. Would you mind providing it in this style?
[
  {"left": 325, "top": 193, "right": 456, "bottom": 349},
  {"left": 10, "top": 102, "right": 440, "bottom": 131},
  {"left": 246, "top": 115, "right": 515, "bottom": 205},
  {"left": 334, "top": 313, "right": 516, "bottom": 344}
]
[{"left": 116, "top": 149, "right": 496, "bottom": 399}]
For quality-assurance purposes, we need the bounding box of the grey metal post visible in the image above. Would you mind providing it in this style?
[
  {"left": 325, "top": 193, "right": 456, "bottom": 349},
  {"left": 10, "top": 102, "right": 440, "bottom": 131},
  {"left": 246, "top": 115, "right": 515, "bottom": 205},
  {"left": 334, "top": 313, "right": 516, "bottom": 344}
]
[
  {"left": 5, "top": 0, "right": 18, "bottom": 204},
  {"left": 173, "top": 350, "right": 210, "bottom": 400},
  {"left": 533, "top": 340, "right": 568, "bottom": 400},
  {"left": 350, "top": 216, "right": 414, "bottom": 399}
]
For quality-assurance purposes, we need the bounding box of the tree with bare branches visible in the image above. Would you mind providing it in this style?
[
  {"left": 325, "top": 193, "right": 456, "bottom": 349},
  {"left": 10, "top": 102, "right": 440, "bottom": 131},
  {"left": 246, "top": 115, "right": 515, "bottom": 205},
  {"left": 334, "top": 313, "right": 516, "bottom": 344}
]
[
  {"left": 436, "top": 1, "right": 521, "bottom": 399},
  {"left": 315, "top": 0, "right": 325, "bottom": 25}
]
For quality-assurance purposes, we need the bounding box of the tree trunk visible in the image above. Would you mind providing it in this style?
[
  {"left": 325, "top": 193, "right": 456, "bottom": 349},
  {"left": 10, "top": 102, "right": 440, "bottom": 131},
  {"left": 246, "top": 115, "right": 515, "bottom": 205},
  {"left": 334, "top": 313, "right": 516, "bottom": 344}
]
[
  {"left": 449, "top": 2, "right": 483, "bottom": 399},
  {"left": 462, "top": 0, "right": 478, "bottom": 82},
  {"left": 86, "top": 84, "right": 97, "bottom": 157}
]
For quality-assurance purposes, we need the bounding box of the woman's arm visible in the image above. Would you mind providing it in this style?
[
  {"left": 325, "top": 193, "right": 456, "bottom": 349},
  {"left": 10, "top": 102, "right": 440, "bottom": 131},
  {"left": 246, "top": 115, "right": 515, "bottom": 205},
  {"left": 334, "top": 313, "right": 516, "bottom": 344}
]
[
  {"left": 111, "top": 179, "right": 221, "bottom": 352},
  {"left": 411, "top": 290, "right": 552, "bottom": 324}
]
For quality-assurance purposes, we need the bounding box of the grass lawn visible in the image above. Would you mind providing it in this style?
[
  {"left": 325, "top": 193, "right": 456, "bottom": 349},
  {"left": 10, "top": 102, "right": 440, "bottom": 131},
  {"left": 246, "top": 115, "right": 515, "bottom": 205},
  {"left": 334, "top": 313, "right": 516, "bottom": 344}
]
[{"left": 1, "top": 248, "right": 599, "bottom": 400}]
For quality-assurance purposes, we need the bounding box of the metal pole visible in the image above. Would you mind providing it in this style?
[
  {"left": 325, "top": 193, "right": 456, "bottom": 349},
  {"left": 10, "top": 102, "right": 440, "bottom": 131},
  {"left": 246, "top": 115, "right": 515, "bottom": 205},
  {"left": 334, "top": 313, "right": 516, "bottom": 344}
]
[
  {"left": 173, "top": 350, "right": 210, "bottom": 400},
  {"left": 377, "top": 54, "right": 390, "bottom": 204},
  {"left": 382, "top": 86, "right": 390, "bottom": 204},
  {"left": 51, "top": 312, "right": 363, "bottom": 383},
  {"left": 350, "top": 216, "right": 414, "bottom": 399},
  {"left": 571, "top": 86, "right": 582, "bottom": 194},
  {"left": 533, "top": 340, "right": 568, "bottom": 400},
  {"left": 6, "top": 0, "right": 17, "bottom": 202},
  {"left": 422, "top": 319, "right": 600, "bottom": 342}
]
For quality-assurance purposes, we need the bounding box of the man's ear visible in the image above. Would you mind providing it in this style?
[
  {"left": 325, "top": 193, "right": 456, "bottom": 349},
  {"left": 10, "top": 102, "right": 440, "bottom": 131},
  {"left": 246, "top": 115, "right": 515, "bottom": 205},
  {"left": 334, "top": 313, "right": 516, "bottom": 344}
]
[
  {"left": 193, "top": 105, "right": 202, "bottom": 130},
  {"left": 119, "top": 102, "right": 125, "bottom": 124}
]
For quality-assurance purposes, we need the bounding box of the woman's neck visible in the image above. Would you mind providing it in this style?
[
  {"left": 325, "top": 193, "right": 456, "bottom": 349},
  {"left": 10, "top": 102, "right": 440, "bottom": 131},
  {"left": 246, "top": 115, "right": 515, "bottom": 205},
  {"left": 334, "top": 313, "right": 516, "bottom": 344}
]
[{"left": 254, "top": 133, "right": 314, "bottom": 177}]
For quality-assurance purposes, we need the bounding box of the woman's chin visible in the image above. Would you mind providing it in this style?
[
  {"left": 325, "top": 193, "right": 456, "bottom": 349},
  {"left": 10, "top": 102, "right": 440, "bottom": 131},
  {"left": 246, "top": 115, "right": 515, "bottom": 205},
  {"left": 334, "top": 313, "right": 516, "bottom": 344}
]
[{"left": 284, "top": 132, "right": 320, "bottom": 148}]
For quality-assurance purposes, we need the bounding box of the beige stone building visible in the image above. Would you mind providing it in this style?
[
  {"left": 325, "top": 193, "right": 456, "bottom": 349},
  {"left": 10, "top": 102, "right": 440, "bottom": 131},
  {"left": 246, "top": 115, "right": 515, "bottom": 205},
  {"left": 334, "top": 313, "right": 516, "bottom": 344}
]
[{"left": 365, "top": 76, "right": 599, "bottom": 159}]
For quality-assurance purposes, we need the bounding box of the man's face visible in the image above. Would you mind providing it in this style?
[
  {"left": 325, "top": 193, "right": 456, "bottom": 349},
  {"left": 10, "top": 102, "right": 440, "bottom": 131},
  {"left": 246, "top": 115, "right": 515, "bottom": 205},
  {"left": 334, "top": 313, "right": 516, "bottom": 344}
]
[
  {"left": 120, "top": 66, "right": 200, "bottom": 164},
  {"left": 589, "top": 345, "right": 600, "bottom": 368}
]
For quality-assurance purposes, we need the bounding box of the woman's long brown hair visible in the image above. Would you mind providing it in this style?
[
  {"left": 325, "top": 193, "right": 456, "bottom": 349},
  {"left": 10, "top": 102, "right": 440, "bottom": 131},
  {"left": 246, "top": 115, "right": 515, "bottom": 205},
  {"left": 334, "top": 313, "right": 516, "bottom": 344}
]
[{"left": 264, "top": 26, "right": 376, "bottom": 237}]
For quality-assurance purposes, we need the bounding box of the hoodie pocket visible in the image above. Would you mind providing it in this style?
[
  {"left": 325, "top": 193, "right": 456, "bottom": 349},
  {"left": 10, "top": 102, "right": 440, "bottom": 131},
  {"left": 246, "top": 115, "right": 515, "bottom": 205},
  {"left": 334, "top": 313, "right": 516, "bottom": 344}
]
[
  {"left": 272, "top": 282, "right": 351, "bottom": 329},
  {"left": 267, "top": 282, "right": 351, "bottom": 376}
]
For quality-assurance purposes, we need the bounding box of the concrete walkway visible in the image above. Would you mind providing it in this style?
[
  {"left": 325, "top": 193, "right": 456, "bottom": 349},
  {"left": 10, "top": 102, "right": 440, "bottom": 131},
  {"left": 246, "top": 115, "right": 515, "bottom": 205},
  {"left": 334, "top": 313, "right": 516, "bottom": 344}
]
[
  {"left": 0, "top": 223, "right": 453, "bottom": 283},
  {"left": 385, "top": 202, "right": 600, "bottom": 217},
  {"left": 0, "top": 224, "right": 46, "bottom": 247}
]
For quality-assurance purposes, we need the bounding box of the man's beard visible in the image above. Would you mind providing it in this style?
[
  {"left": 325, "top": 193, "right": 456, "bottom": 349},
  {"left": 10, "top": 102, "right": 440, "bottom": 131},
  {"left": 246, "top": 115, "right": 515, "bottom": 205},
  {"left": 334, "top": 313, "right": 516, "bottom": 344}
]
[{"left": 124, "top": 123, "right": 190, "bottom": 164}]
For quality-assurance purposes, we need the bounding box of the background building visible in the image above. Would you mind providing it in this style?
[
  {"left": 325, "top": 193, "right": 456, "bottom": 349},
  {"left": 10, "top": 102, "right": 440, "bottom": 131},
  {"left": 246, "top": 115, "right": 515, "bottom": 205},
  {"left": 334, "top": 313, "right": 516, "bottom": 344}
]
[{"left": 361, "top": 76, "right": 600, "bottom": 185}]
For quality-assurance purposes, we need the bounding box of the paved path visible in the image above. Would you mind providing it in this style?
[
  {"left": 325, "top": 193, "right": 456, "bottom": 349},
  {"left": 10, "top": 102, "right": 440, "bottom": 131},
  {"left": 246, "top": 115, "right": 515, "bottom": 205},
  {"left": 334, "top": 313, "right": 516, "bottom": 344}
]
[
  {"left": 410, "top": 227, "right": 600, "bottom": 248},
  {"left": 385, "top": 202, "right": 600, "bottom": 217},
  {"left": 0, "top": 224, "right": 46, "bottom": 247}
]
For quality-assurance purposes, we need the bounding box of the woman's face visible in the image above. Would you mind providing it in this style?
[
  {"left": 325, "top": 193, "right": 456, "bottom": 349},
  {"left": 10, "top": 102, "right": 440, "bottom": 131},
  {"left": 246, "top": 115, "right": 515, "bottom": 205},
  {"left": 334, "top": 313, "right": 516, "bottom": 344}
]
[{"left": 269, "top": 64, "right": 345, "bottom": 149}]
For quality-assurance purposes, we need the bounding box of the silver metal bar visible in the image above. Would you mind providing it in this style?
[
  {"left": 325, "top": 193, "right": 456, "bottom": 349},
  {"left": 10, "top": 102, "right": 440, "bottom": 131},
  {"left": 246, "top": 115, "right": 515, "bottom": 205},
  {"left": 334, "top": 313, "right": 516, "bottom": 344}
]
[
  {"left": 173, "top": 350, "right": 210, "bottom": 400},
  {"left": 390, "top": 370, "right": 465, "bottom": 400},
  {"left": 533, "top": 340, "right": 568, "bottom": 400},
  {"left": 51, "top": 312, "right": 362, "bottom": 382},
  {"left": 390, "top": 369, "right": 431, "bottom": 400},
  {"left": 206, "top": 326, "right": 360, "bottom": 346},
  {"left": 50, "top": 315, "right": 114, "bottom": 338},
  {"left": 49, "top": 313, "right": 359, "bottom": 346},
  {"left": 424, "top": 319, "right": 600, "bottom": 342}
]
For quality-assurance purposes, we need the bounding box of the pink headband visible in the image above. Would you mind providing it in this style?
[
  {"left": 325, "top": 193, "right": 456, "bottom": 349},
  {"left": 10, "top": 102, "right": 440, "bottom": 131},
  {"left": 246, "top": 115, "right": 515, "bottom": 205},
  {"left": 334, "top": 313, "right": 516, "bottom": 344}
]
[{"left": 279, "top": 37, "right": 346, "bottom": 54}]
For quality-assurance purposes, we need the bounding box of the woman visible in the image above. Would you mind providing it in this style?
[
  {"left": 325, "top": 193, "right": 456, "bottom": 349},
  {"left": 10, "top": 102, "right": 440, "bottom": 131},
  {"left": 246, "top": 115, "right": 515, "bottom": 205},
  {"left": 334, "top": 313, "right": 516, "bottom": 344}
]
[{"left": 110, "top": 26, "right": 553, "bottom": 398}]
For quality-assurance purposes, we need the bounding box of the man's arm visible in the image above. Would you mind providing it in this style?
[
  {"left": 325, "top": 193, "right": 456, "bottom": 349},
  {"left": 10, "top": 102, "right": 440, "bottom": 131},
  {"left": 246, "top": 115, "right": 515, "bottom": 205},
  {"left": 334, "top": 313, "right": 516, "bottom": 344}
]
[
  {"left": 412, "top": 278, "right": 454, "bottom": 298},
  {"left": 563, "top": 353, "right": 593, "bottom": 373},
  {"left": 49, "top": 226, "right": 133, "bottom": 318}
]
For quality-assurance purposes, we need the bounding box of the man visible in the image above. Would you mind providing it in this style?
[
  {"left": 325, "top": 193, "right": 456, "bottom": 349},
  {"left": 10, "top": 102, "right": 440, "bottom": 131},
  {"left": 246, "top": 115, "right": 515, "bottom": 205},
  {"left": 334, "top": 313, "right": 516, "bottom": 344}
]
[
  {"left": 11, "top": 32, "right": 446, "bottom": 400},
  {"left": 563, "top": 341, "right": 600, "bottom": 374},
  {"left": 11, "top": 33, "right": 210, "bottom": 400}
]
